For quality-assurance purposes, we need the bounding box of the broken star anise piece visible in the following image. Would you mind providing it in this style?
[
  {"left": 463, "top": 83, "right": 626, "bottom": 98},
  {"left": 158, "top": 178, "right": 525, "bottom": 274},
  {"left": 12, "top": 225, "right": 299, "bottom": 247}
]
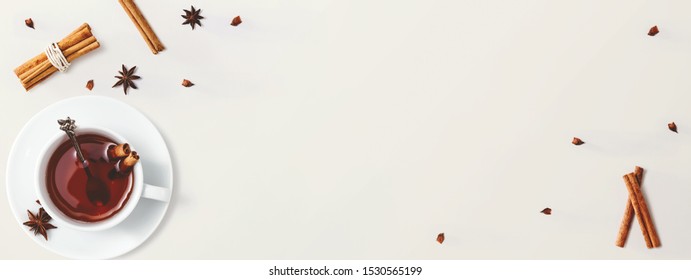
[
  {"left": 112, "top": 65, "right": 140, "bottom": 95},
  {"left": 181, "top": 6, "right": 204, "bottom": 30},
  {"left": 541, "top": 208, "right": 552, "bottom": 215},
  {"left": 23, "top": 208, "right": 57, "bottom": 240}
]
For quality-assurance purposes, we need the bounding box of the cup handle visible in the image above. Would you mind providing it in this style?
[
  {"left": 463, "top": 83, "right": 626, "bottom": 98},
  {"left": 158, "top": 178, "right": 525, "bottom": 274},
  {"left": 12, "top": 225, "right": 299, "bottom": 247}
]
[{"left": 142, "top": 183, "right": 170, "bottom": 202}]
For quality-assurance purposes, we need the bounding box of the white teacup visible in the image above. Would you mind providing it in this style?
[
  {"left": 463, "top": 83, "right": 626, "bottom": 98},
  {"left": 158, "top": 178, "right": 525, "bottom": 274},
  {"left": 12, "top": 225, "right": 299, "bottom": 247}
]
[{"left": 35, "top": 126, "right": 169, "bottom": 231}]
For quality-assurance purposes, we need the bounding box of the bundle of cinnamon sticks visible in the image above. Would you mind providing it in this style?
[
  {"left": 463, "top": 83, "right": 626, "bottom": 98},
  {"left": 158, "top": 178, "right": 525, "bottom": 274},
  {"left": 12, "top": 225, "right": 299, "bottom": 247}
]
[
  {"left": 107, "top": 143, "right": 140, "bottom": 176},
  {"left": 615, "top": 166, "right": 661, "bottom": 248},
  {"left": 14, "top": 23, "right": 100, "bottom": 91}
]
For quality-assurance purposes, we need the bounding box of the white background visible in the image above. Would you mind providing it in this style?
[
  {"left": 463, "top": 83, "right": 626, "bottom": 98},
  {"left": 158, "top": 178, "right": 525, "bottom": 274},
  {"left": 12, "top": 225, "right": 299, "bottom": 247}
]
[{"left": 2, "top": 0, "right": 691, "bottom": 259}]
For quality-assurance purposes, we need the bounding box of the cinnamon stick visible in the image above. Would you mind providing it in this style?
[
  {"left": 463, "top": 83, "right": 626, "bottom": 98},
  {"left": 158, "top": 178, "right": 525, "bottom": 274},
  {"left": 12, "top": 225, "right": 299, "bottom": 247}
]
[
  {"left": 14, "top": 23, "right": 91, "bottom": 77},
  {"left": 627, "top": 173, "right": 660, "bottom": 247},
  {"left": 67, "top": 23, "right": 91, "bottom": 37},
  {"left": 615, "top": 166, "right": 643, "bottom": 247},
  {"left": 108, "top": 143, "right": 131, "bottom": 160},
  {"left": 25, "top": 40, "right": 100, "bottom": 91},
  {"left": 119, "top": 0, "right": 164, "bottom": 54},
  {"left": 118, "top": 151, "right": 140, "bottom": 172},
  {"left": 124, "top": 0, "right": 164, "bottom": 52},
  {"left": 622, "top": 173, "right": 653, "bottom": 248}
]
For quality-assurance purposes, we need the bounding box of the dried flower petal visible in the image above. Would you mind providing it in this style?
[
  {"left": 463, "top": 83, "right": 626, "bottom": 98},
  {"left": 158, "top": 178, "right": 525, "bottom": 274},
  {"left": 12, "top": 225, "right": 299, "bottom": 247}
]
[
  {"left": 25, "top": 18, "right": 34, "bottom": 29},
  {"left": 86, "top": 80, "right": 94, "bottom": 91},
  {"left": 668, "top": 122, "right": 677, "bottom": 133},
  {"left": 231, "top": 16, "right": 242, "bottom": 26},
  {"left": 648, "top": 25, "right": 659, "bottom": 36},
  {"left": 572, "top": 137, "right": 584, "bottom": 145},
  {"left": 182, "top": 79, "right": 194, "bottom": 87},
  {"left": 541, "top": 208, "right": 552, "bottom": 215},
  {"left": 436, "top": 233, "right": 445, "bottom": 244}
]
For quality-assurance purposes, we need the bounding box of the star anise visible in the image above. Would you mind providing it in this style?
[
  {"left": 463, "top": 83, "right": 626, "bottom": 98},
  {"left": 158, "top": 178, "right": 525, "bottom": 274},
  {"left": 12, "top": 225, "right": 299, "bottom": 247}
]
[
  {"left": 23, "top": 208, "right": 57, "bottom": 240},
  {"left": 112, "top": 65, "right": 140, "bottom": 95},
  {"left": 181, "top": 6, "right": 204, "bottom": 30}
]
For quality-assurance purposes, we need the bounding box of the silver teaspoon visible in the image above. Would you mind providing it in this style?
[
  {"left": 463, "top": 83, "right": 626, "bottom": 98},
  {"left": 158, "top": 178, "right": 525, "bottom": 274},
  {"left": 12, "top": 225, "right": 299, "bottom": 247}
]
[{"left": 58, "top": 117, "right": 110, "bottom": 206}]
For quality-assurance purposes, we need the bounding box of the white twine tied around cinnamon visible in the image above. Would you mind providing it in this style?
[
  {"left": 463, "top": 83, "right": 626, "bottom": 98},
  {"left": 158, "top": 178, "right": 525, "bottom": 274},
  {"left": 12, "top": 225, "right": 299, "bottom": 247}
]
[{"left": 44, "top": 43, "right": 70, "bottom": 72}]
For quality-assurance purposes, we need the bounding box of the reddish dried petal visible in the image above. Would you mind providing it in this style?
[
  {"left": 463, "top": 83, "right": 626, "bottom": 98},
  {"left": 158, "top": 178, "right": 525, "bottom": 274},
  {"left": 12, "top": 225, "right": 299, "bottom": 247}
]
[
  {"left": 436, "top": 233, "right": 445, "bottom": 244},
  {"left": 648, "top": 25, "right": 659, "bottom": 36},
  {"left": 25, "top": 18, "right": 34, "bottom": 29},
  {"left": 182, "top": 79, "right": 194, "bottom": 87},
  {"left": 668, "top": 122, "right": 677, "bottom": 133},
  {"left": 86, "top": 80, "right": 94, "bottom": 91},
  {"left": 541, "top": 208, "right": 552, "bottom": 215},
  {"left": 231, "top": 16, "right": 242, "bottom": 26},
  {"left": 572, "top": 137, "right": 584, "bottom": 145}
]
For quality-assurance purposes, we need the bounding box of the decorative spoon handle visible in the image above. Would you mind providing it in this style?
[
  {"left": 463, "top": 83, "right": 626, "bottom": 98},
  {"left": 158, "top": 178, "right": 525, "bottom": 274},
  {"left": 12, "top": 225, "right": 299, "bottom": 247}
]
[{"left": 58, "top": 117, "right": 88, "bottom": 168}]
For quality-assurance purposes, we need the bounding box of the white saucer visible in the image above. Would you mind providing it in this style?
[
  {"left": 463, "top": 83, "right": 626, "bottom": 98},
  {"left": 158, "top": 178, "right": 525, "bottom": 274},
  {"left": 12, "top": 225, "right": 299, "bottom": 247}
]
[{"left": 5, "top": 96, "right": 173, "bottom": 259}]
